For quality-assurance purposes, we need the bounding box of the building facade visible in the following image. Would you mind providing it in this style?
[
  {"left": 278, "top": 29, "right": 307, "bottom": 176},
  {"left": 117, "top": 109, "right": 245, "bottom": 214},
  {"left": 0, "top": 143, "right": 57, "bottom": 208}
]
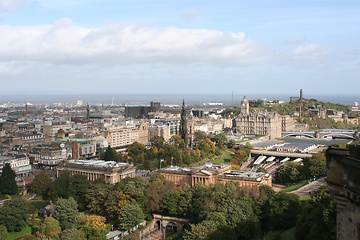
[
  {"left": 0, "top": 154, "right": 32, "bottom": 177},
  {"left": 57, "top": 160, "right": 136, "bottom": 184},
  {"left": 159, "top": 163, "right": 272, "bottom": 189},
  {"left": 233, "top": 111, "right": 282, "bottom": 139}
]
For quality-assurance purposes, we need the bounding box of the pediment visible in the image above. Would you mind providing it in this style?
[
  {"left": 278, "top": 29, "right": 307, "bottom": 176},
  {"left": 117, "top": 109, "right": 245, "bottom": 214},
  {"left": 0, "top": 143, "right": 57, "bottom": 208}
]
[{"left": 192, "top": 170, "right": 213, "bottom": 176}]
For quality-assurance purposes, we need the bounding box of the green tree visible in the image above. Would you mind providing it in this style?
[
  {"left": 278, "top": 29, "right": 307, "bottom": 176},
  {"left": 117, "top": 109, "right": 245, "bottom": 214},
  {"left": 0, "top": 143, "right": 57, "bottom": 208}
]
[
  {"left": 115, "top": 177, "right": 149, "bottom": 208},
  {"left": 85, "top": 184, "right": 111, "bottom": 216},
  {"left": 227, "top": 139, "right": 236, "bottom": 149},
  {"left": 105, "top": 191, "right": 131, "bottom": 221},
  {"left": 150, "top": 135, "right": 165, "bottom": 149},
  {"left": 183, "top": 221, "right": 216, "bottom": 240},
  {"left": 127, "top": 142, "right": 147, "bottom": 161},
  {"left": 59, "top": 228, "right": 85, "bottom": 240},
  {"left": 193, "top": 131, "right": 207, "bottom": 145},
  {"left": 118, "top": 203, "right": 144, "bottom": 230},
  {"left": 197, "top": 138, "right": 216, "bottom": 155},
  {"left": 68, "top": 174, "right": 90, "bottom": 210},
  {"left": 169, "top": 135, "right": 186, "bottom": 149},
  {"left": 0, "top": 225, "right": 9, "bottom": 240},
  {"left": 295, "top": 186, "right": 336, "bottom": 240},
  {"left": 31, "top": 172, "right": 52, "bottom": 198},
  {"left": 177, "top": 184, "right": 193, "bottom": 217},
  {"left": 80, "top": 215, "right": 107, "bottom": 240},
  {"left": 0, "top": 163, "right": 17, "bottom": 195},
  {"left": 274, "top": 162, "right": 302, "bottom": 184},
  {"left": 145, "top": 181, "right": 166, "bottom": 212},
  {"left": 103, "top": 145, "right": 121, "bottom": 161},
  {"left": 262, "top": 192, "right": 301, "bottom": 230},
  {"left": 40, "top": 217, "right": 61, "bottom": 239},
  {"left": 149, "top": 173, "right": 165, "bottom": 184},
  {"left": 303, "top": 152, "right": 327, "bottom": 178},
  {"left": 0, "top": 198, "right": 28, "bottom": 232},
  {"left": 160, "top": 144, "right": 182, "bottom": 165},
  {"left": 49, "top": 170, "right": 71, "bottom": 200},
  {"left": 55, "top": 198, "right": 80, "bottom": 230},
  {"left": 143, "top": 159, "right": 152, "bottom": 170},
  {"left": 210, "top": 133, "right": 228, "bottom": 148}
]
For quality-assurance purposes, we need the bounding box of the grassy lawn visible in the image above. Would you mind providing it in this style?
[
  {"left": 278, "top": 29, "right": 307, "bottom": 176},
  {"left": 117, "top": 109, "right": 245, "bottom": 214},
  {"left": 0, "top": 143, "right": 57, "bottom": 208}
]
[
  {"left": 8, "top": 225, "right": 32, "bottom": 240},
  {"left": 212, "top": 152, "right": 233, "bottom": 164},
  {"left": 280, "top": 181, "right": 308, "bottom": 193},
  {"left": 300, "top": 195, "right": 312, "bottom": 201}
]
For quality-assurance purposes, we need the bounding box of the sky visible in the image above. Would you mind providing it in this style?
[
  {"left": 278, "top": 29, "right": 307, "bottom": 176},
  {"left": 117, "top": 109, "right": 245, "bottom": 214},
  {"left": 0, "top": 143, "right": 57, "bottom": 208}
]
[{"left": 0, "top": 0, "right": 359, "bottom": 96}]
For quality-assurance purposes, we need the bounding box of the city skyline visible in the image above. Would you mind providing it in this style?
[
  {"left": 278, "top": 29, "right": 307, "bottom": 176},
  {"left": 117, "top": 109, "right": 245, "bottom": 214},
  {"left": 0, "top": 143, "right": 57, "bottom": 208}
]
[{"left": 0, "top": 0, "right": 359, "bottom": 95}]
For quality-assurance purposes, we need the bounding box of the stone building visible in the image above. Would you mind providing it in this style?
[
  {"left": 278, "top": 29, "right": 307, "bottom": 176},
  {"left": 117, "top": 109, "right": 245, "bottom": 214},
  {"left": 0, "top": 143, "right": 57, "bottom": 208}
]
[
  {"left": 326, "top": 146, "right": 360, "bottom": 240},
  {"left": 281, "top": 115, "right": 295, "bottom": 132},
  {"left": 159, "top": 163, "right": 272, "bottom": 189},
  {"left": 0, "top": 153, "right": 32, "bottom": 177},
  {"left": 101, "top": 122, "right": 149, "bottom": 150},
  {"left": 43, "top": 120, "right": 72, "bottom": 137},
  {"left": 233, "top": 111, "right": 282, "bottom": 139},
  {"left": 57, "top": 159, "right": 136, "bottom": 184},
  {"left": 125, "top": 102, "right": 161, "bottom": 118},
  {"left": 233, "top": 96, "right": 282, "bottom": 139},
  {"left": 148, "top": 124, "right": 170, "bottom": 142}
]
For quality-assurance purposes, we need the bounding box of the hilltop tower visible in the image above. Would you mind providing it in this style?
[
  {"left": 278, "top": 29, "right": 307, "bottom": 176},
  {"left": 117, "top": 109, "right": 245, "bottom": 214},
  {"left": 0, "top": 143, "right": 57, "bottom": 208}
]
[
  {"left": 87, "top": 103, "right": 90, "bottom": 120},
  {"left": 299, "top": 89, "right": 303, "bottom": 118}
]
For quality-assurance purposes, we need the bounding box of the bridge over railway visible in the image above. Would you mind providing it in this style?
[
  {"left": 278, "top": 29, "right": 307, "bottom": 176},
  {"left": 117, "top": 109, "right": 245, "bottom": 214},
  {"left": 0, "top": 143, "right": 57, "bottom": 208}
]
[{"left": 282, "top": 129, "right": 359, "bottom": 140}]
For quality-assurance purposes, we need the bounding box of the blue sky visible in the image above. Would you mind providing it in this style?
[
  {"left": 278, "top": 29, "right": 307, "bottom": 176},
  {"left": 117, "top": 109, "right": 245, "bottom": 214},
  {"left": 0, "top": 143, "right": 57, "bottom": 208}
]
[{"left": 0, "top": 0, "right": 359, "bottom": 96}]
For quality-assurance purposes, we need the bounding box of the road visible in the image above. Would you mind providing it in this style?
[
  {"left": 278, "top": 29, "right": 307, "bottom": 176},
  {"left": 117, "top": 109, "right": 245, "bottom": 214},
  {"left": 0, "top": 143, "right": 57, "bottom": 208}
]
[{"left": 289, "top": 177, "right": 327, "bottom": 197}]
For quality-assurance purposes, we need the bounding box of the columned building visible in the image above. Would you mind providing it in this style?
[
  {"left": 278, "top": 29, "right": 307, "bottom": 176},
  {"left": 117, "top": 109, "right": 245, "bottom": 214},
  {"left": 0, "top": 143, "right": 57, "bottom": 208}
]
[
  {"left": 159, "top": 163, "right": 272, "bottom": 189},
  {"left": 57, "top": 160, "right": 136, "bottom": 184}
]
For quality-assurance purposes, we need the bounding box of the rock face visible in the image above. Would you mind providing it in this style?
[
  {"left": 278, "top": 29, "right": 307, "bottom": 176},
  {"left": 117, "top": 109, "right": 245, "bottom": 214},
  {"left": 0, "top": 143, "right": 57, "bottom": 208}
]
[{"left": 326, "top": 146, "right": 360, "bottom": 240}]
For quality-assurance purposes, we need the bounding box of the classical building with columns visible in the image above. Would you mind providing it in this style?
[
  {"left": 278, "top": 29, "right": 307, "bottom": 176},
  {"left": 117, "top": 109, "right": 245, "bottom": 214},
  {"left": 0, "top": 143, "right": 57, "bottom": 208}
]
[
  {"left": 57, "top": 160, "right": 136, "bottom": 184},
  {"left": 158, "top": 163, "right": 272, "bottom": 188}
]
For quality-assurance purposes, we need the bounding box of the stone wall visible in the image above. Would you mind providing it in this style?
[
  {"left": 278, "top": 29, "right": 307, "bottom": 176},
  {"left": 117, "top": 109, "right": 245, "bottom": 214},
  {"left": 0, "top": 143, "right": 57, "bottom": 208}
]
[{"left": 326, "top": 146, "right": 360, "bottom": 240}]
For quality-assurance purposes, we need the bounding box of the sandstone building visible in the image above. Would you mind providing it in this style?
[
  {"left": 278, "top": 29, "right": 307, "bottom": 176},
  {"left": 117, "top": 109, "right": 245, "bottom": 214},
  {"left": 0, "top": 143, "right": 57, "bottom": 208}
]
[
  {"left": 326, "top": 146, "right": 360, "bottom": 240},
  {"left": 159, "top": 163, "right": 272, "bottom": 189},
  {"left": 233, "top": 96, "right": 282, "bottom": 139},
  {"left": 57, "top": 159, "right": 136, "bottom": 184}
]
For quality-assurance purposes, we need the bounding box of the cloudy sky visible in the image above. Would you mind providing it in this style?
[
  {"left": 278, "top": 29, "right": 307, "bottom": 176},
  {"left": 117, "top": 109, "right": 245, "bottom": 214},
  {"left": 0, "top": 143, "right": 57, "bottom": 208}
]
[{"left": 0, "top": 0, "right": 359, "bottom": 96}]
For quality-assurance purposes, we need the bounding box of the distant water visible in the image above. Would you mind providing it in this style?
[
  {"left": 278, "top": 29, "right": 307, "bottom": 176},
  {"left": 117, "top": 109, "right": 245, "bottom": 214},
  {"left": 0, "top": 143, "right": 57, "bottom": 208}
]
[{"left": 0, "top": 93, "right": 358, "bottom": 105}]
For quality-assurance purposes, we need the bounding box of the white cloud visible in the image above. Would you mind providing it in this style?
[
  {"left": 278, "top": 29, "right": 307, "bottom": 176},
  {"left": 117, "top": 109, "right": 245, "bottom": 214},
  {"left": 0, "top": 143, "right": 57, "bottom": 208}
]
[
  {"left": 292, "top": 44, "right": 328, "bottom": 60},
  {"left": 0, "top": 19, "right": 270, "bottom": 67},
  {"left": 0, "top": 18, "right": 358, "bottom": 84}
]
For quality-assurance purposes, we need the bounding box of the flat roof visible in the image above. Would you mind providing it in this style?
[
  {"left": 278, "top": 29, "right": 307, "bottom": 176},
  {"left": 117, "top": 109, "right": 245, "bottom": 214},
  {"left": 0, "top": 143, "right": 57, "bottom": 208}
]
[
  {"left": 224, "top": 170, "right": 266, "bottom": 179},
  {"left": 68, "top": 160, "right": 129, "bottom": 168}
]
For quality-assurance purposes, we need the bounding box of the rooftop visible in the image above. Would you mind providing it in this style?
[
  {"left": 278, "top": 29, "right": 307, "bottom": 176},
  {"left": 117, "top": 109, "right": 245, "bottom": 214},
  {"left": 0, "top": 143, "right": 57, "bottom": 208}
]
[
  {"left": 223, "top": 170, "right": 268, "bottom": 179},
  {"left": 67, "top": 159, "right": 130, "bottom": 169}
]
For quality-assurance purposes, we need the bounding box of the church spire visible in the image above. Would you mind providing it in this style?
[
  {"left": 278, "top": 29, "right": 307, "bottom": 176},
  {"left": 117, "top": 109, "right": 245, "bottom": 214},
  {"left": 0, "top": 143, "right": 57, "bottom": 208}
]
[{"left": 179, "top": 99, "right": 188, "bottom": 146}]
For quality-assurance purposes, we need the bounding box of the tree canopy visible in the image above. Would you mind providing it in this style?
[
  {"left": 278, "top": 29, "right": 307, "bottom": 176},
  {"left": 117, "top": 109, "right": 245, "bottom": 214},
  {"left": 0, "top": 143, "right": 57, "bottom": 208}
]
[
  {"left": 0, "top": 198, "right": 28, "bottom": 232},
  {"left": 0, "top": 163, "right": 17, "bottom": 195}
]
